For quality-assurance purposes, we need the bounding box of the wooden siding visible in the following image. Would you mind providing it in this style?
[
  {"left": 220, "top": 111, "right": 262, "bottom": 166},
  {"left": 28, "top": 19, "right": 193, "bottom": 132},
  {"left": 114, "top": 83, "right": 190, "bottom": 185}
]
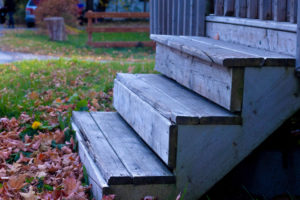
[
  {"left": 213, "top": 0, "right": 298, "bottom": 23},
  {"left": 150, "top": 0, "right": 206, "bottom": 36}
]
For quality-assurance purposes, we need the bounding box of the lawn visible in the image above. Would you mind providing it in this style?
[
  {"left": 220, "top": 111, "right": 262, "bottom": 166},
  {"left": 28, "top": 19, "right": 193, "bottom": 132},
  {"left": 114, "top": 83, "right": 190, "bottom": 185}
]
[
  {"left": 0, "top": 59, "right": 155, "bottom": 199},
  {"left": 0, "top": 29, "right": 155, "bottom": 61}
]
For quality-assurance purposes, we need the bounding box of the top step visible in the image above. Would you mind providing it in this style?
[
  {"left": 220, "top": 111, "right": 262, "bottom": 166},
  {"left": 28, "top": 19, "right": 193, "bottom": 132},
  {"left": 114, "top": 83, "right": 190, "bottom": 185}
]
[{"left": 151, "top": 34, "right": 295, "bottom": 67}]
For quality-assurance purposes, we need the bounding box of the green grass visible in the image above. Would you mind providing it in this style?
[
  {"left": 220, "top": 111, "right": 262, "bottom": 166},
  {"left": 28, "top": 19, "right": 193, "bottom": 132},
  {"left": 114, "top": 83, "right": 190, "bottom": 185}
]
[
  {"left": 0, "top": 29, "right": 155, "bottom": 61},
  {"left": 0, "top": 59, "right": 155, "bottom": 118}
]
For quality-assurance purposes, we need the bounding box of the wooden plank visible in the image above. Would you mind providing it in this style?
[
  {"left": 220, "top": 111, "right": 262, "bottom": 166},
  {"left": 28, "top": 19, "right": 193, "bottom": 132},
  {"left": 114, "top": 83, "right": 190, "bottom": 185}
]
[
  {"left": 155, "top": 44, "right": 244, "bottom": 112},
  {"left": 259, "top": 0, "right": 272, "bottom": 20},
  {"left": 196, "top": 0, "right": 206, "bottom": 36},
  {"left": 172, "top": 0, "right": 179, "bottom": 35},
  {"left": 189, "top": 0, "right": 196, "bottom": 36},
  {"left": 273, "top": 0, "right": 287, "bottom": 21},
  {"left": 87, "top": 41, "right": 155, "bottom": 48},
  {"left": 87, "top": 26, "right": 149, "bottom": 33},
  {"left": 113, "top": 79, "right": 176, "bottom": 168},
  {"left": 167, "top": 0, "right": 173, "bottom": 35},
  {"left": 188, "top": 35, "right": 295, "bottom": 66},
  {"left": 72, "top": 112, "right": 131, "bottom": 185},
  {"left": 162, "top": 0, "right": 168, "bottom": 34},
  {"left": 183, "top": 0, "right": 191, "bottom": 35},
  {"left": 177, "top": 0, "right": 184, "bottom": 35},
  {"left": 214, "top": 0, "right": 224, "bottom": 15},
  {"left": 247, "top": 0, "right": 258, "bottom": 18},
  {"left": 150, "top": 0, "right": 153, "bottom": 34},
  {"left": 235, "top": 0, "right": 247, "bottom": 18},
  {"left": 289, "top": 0, "right": 298, "bottom": 23},
  {"left": 91, "top": 112, "right": 175, "bottom": 185},
  {"left": 158, "top": 0, "right": 163, "bottom": 34},
  {"left": 206, "top": 15, "right": 297, "bottom": 32},
  {"left": 117, "top": 73, "right": 241, "bottom": 123},
  {"left": 151, "top": 34, "right": 265, "bottom": 67},
  {"left": 224, "top": 0, "right": 235, "bottom": 16},
  {"left": 153, "top": 0, "right": 158, "bottom": 34},
  {"left": 85, "top": 12, "right": 149, "bottom": 18},
  {"left": 72, "top": 122, "right": 111, "bottom": 199},
  {"left": 205, "top": 17, "right": 297, "bottom": 56}
]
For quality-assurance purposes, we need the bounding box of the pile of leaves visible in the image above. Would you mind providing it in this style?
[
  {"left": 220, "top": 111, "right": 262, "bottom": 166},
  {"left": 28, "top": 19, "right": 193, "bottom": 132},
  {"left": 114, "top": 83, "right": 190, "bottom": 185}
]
[
  {"left": 0, "top": 106, "right": 90, "bottom": 199},
  {"left": 0, "top": 59, "right": 155, "bottom": 199}
]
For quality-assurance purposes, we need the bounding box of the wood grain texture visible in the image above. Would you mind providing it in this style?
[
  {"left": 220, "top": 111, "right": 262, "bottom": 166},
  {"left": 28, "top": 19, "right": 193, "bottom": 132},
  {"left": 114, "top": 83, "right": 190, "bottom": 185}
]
[
  {"left": 247, "top": 0, "right": 258, "bottom": 18},
  {"left": 235, "top": 0, "right": 247, "bottom": 18},
  {"left": 155, "top": 43, "right": 244, "bottom": 112},
  {"left": 273, "top": 0, "right": 287, "bottom": 21},
  {"left": 289, "top": 0, "right": 298, "bottom": 23},
  {"left": 72, "top": 122, "right": 110, "bottom": 199},
  {"left": 117, "top": 73, "right": 241, "bottom": 122},
  {"left": 215, "top": 0, "right": 224, "bottom": 15},
  {"left": 259, "top": 0, "right": 272, "bottom": 20},
  {"left": 90, "top": 112, "right": 175, "bottom": 185},
  {"left": 113, "top": 79, "right": 176, "bottom": 168},
  {"left": 224, "top": 0, "right": 235, "bottom": 16},
  {"left": 72, "top": 112, "right": 132, "bottom": 185},
  {"left": 151, "top": 34, "right": 295, "bottom": 66},
  {"left": 205, "top": 18, "right": 297, "bottom": 56}
]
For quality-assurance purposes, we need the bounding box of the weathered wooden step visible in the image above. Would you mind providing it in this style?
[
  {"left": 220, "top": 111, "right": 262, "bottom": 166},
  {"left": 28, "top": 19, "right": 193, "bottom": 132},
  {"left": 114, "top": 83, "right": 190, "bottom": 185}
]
[
  {"left": 72, "top": 111, "right": 175, "bottom": 199},
  {"left": 151, "top": 34, "right": 295, "bottom": 112},
  {"left": 114, "top": 73, "right": 241, "bottom": 168}
]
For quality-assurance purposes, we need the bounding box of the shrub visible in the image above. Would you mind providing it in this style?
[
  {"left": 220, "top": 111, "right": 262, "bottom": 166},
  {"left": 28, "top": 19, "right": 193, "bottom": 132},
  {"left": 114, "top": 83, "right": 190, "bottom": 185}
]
[{"left": 35, "top": 0, "right": 78, "bottom": 28}]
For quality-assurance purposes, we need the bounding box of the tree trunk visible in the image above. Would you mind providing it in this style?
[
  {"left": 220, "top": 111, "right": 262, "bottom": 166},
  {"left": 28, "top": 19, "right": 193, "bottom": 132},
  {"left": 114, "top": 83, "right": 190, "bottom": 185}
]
[{"left": 44, "top": 17, "right": 67, "bottom": 41}]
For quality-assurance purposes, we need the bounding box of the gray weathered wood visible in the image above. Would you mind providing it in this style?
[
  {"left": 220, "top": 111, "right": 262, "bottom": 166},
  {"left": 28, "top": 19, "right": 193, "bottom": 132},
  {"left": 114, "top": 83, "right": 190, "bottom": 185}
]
[
  {"left": 162, "top": 0, "right": 168, "bottom": 34},
  {"left": 247, "top": 0, "right": 258, "bottom": 18},
  {"left": 72, "top": 112, "right": 131, "bottom": 185},
  {"left": 183, "top": 0, "right": 191, "bottom": 35},
  {"left": 151, "top": 34, "right": 295, "bottom": 67},
  {"left": 90, "top": 112, "right": 175, "bottom": 184},
  {"left": 72, "top": 122, "right": 110, "bottom": 199},
  {"left": 297, "top": 0, "right": 300, "bottom": 76},
  {"left": 273, "top": 0, "right": 287, "bottom": 21},
  {"left": 113, "top": 79, "right": 177, "bottom": 168},
  {"left": 177, "top": 0, "right": 184, "bottom": 35},
  {"left": 172, "top": 0, "right": 179, "bottom": 35},
  {"left": 117, "top": 73, "right": 241, "bottom": 123},
  {"left": 155, "top": 44, "right": 244, "bottom": 112},
  {"left": 205, "top": 16, "right": 297, "bottom": 56},
  {"left": 235, "top": 0, "right": 247, "bottom": 18},
  {"left": 259, "top": 0, "right": 272, "bottom": 20},
  {"left": 167, "top": 0, "right": 173, "bottom": 35},
  {"left": 195, "top": 0, "right": 206, "bottom": 36},
  {"left": 215, "top": 0, "right": 224, "bottom": 15},
  {"left": 224, "top": 0, "right": 235, "bottom": 16},
  {"left": 289, "top": 0, "right": 298, "bottom": 23}
]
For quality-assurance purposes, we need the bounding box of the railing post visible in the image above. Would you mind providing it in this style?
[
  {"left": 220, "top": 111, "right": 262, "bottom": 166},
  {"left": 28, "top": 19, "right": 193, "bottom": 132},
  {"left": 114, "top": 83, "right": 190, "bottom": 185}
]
[{"left": 296, "top": 0, "right": 300, "bottom": 76}]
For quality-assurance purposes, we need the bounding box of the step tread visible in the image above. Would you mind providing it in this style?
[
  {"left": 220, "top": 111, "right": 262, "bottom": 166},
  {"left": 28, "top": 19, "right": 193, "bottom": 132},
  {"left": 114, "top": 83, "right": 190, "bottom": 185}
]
[
  {"left": 72, "top": 111, "right": 175, "bottom": 185},
  {"left": 116, "top": 73, "right": 241, "bottom": 125},
  {"left": 151, "top": 34, "right": 295, "bottom": 67}
]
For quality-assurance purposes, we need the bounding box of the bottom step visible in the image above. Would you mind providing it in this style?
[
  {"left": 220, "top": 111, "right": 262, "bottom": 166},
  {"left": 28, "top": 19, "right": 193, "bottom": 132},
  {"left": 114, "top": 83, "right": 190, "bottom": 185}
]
[{"left": 72, "top": 112, "right": 176, "bottom": 200}]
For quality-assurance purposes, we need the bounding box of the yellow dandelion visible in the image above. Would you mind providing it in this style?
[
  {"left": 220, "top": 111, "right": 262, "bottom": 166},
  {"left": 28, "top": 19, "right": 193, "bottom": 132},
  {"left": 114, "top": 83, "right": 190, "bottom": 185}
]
[{"left": 32, "top": 121, "right": 42, "bottom": 130}]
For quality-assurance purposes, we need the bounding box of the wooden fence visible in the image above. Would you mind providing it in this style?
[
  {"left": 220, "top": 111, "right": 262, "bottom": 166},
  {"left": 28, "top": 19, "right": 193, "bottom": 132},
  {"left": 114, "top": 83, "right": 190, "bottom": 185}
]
[{"left": 86, "top": 11, "right": 154, "bottom": 48}]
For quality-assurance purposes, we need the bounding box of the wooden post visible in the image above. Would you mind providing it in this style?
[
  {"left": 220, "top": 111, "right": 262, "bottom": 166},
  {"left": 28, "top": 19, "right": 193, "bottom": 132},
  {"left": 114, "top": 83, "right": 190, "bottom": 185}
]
[
  {"left": 214, "top": 0, "right": 224, "bottom": 16},
  {"left": 296, "top": 0, "right": 300, "bottom": 77},
  {"left": 273, "top": 0, "right": 287, "bottom": 21},
  {"left": 224, "top": 0, "right": 235, "bottom": 16},
  {"left": 44, "top": 17, "right": 67, "bottom": 41},
  {"left": 247, "top": 0, "right": 258, "bottom": 18}
]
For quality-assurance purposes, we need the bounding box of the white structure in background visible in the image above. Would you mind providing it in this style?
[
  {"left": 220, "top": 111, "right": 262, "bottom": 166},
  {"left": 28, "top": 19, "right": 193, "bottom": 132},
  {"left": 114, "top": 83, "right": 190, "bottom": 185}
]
[{"left": 93, "top": 0, "right": 149, "bottom": 12}]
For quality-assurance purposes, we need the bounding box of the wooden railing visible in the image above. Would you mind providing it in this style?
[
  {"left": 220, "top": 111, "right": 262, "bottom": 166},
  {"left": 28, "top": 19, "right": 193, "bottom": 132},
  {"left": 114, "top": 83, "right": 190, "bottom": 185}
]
[
  {"left": 149, "top": 0, "right": 206, "bottom": 36},
  {"left": 86, "top": 11, "right": 154, "bottom": 48},
  {"left": 213, "top": 0, "right": 298, "bottom": 23}
]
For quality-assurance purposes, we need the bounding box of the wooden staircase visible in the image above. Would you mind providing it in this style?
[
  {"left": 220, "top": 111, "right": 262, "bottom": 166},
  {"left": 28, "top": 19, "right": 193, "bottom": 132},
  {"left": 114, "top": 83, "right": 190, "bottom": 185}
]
[{"left": 72, "top": 32, "right": 300, "bottom": 199}]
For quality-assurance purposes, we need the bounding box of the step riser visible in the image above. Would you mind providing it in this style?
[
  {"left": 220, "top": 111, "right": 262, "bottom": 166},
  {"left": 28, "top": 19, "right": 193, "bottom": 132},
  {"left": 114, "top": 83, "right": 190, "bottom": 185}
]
[
  {"left": 155, "top": 43, "right": 244, "bottom": 112},
  {"left": 113, "top": 79, "right": 177, "bottom": 168}
]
